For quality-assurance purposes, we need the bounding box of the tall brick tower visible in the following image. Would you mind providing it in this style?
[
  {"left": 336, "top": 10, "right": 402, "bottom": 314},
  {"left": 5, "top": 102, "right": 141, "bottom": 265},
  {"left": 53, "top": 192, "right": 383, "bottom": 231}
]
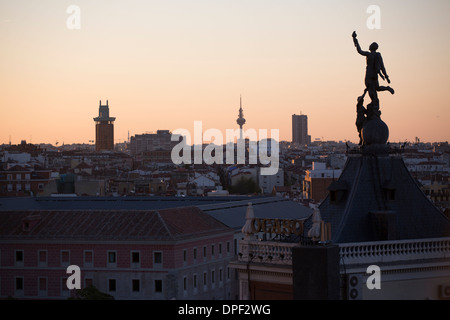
[{"left": 94, "top": 100, "right": 115, "bottom": 151}]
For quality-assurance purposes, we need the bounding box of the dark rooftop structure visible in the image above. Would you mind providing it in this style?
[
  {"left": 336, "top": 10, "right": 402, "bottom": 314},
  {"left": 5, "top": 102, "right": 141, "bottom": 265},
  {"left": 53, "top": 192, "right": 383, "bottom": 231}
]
[
  {"left": 199, "top": 197, "right": 312, "bottom": 231},
  {"left": 318, "top": 154, "right": 450, "bottom": 243},
  {"left": 0, "top": 195, "right": 265, "bottom": 211}
]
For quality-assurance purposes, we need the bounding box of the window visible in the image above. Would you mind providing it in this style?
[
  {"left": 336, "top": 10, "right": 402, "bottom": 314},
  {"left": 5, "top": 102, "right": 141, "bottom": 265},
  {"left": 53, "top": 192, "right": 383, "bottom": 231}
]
[
  {"left": 84, "top": 251, "right": 93, "bottom": 267},
  {"left": 16, "top": 184, "right": 22, "bottom": 191},
  {"left": 61, "top": 250, "right": 70, "bottom": 266},
  {"left": 226, "top": 241, "right": 230, "bottom": 254},
  {"left": 203, "top": 246, "right": 207, "bottom": 259},
  {"left": 15, "top": 277, "right": 24, "bottom": 291},
  {"left": 193, "top": 274, "right": 198, "bottom": 291},
  {"left": 85, "top": 278, "right": 93, "bottom": 288},
  {"left": 39, "top": 277, "right": 47, "bottom": 292},
  {"left": 25, "top": 174, "right": 30, "bottom": 180},
  {"left": 131, "top": 251, "right": 140, "bottom": 264},
  {"left": 39, "top": 278, "right": 47, "bottom": 291},
  {"left": 183, "top": 277, "right": 187, "bottom": 292},
  {"left": 7, "top": 174, "right": 12, "bottom": 181},
  {"left": 108, "top": 279, "right": 116, "bottom": 292},
  {"left": 183, "top": 249, "right": 187, "bottom": 264},
  {"left": 211, "top": 244, "right": 215, "bottom": 257},
  {"left": 219, "top": 243, "right": 222, "bottom": 255},
  {"left": 203, "top": 272, "right": 207, "bottom": 288},
  {"left": 154, "top": 280, "right": 162, "bottom": 293},
  {"left": 38, "top": 250, "right": 47, "bottom": 267},
  {"left": 61, "top": 277, "right": 69, "bottom": 292},
  {"left": 331, "top": 190, "right": 339, "bottom": 202},
  {"left": 16, "top": 174, "right": 21, "bottom": 180},
  {"left": 108, "top": 251, "right": 116, "bottom": 264},
  {"left": 15, "top": 250, "right": 24, "bottom": 264},
  {"left": 211, "top": 270, "right": 216, "bottom": 288},
  {"left": 154, "top": 251, "right": 162, "bottom": 265},
  {"left": 132, "top": 279, "right": 140, "bottom": 292},
  {"left": 193, "top": 248, "right": 197, "bottom": 261},
  {"left": 384, "top": 188, "right": 396, "bottom": 201}
]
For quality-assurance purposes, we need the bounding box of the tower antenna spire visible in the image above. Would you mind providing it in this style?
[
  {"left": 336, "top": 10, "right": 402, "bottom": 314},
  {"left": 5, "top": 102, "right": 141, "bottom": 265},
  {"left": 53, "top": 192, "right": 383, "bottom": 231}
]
[{"left": 236, "top": 95, "right": 246, "bottom": 141}]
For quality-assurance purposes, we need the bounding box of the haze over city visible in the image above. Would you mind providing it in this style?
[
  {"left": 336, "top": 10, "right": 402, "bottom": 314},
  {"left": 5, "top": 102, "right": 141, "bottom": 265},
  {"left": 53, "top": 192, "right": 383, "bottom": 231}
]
[{"left": 1, "top": 0, "right": 449, "bottom": 145}]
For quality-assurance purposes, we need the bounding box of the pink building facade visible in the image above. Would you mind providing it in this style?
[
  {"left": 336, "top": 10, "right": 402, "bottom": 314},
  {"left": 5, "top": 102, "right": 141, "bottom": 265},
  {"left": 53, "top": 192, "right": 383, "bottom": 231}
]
[{"left": 0, "top": 207, "right": 238, "bottom": 300}]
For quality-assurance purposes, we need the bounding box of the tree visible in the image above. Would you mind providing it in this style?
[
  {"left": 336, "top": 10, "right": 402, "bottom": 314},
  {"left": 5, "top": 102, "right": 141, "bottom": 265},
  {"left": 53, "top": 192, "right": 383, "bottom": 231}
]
[
  {"left": 68, "top": 285, "right": 114, "bottom": 300},
  {"left": 229, "top": 176, "right": 260, "bottom": 195}
]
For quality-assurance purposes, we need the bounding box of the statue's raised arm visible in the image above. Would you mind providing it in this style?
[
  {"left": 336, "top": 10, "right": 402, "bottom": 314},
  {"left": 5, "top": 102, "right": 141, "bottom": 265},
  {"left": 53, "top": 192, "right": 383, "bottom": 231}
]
[{"left": 352, "top": 31, "right": 369, "bottom": 56}]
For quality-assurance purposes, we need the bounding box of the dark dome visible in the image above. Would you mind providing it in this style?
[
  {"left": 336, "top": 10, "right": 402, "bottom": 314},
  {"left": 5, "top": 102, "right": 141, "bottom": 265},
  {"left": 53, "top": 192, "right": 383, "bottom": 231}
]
[{"left": 361, "top": 118, "right": 389, "bottom": 145}]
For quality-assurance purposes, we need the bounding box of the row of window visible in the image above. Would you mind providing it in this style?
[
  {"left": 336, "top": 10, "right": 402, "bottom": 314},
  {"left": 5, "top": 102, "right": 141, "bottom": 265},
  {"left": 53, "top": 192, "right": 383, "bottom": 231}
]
[
  {"left": 12, "top": 250, "right": 163, "bottom": 268},
  {"left": 5, "top": 173, "right": 31, "bottom": 180},
  {"left": 12, "top": 268, "right": 234, "bottom": 297},
  {"left": 12, "top": 276, "right": 161, "bottom": 297},
  {"left": 184, "top": 267, "right": 233, "bottom": 293},
  {"left": 183, "top": 241, "right": 233, "bottom": 263},
  {"left": 5, "top": 183, "right": 44, "bottom": 192},
  {"left": 11, "top": 242, "right": 236, "bottom": 268}
]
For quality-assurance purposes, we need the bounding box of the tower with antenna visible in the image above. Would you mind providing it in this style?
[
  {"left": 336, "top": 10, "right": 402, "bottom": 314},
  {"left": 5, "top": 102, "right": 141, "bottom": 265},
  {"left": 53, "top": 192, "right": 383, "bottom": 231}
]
[{"left": 236, "top": 95, "right": 246, "bottom": 141}]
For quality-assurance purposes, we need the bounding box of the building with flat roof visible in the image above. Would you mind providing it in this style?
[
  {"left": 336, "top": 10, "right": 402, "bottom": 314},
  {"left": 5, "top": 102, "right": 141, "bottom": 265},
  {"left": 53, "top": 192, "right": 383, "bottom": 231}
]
[
  {"left": 129, "top": 130, "right": 176, "bottom": 157},
  {"left": 292, "top": 114, "right": 311, "bottom": 146},
  {"left": 0, "top": 165, "right": 52, "bottom": 197}
]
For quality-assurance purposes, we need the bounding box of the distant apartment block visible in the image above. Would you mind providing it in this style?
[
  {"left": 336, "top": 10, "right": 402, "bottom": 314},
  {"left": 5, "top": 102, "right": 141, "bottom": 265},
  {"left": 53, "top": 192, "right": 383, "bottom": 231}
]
[
  {"left": 0, "top": 165, "right": 52, "bottom": 197},
  {"left": 259, "top": 168, "right": 284, "bottom": 194},
  {"left": 129, "top": 130, "right": 176, "bottom": 156}
]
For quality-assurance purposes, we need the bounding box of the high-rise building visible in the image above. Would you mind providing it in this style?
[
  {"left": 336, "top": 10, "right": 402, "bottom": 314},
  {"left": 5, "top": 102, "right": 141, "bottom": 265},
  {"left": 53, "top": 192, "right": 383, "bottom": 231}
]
[
  {"left": 94, "top": 100, "right": 115, "bottom": 151},
  {"left": 292, "top": 114, "right": 311, "bottom": 146}
]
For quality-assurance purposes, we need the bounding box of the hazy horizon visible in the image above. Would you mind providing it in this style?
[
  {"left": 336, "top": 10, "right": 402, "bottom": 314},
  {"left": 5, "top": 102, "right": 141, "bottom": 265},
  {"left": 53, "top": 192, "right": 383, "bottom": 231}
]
[{"left": 1, "top": 0, "right": 450, "bottom": 145}]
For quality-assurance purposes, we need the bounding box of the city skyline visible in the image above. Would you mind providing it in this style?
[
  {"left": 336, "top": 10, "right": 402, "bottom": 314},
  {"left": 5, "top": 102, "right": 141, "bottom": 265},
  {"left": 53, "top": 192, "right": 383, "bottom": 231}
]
[{"left": 1, "top": 1, "right": 450, "bottom": 145}]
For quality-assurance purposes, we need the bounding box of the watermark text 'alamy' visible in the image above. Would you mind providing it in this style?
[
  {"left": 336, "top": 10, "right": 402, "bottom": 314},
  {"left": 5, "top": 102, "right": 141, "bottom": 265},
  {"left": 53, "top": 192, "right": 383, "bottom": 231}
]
[{"left": 171, "top": 121, "right": 279, "bottom": 176}]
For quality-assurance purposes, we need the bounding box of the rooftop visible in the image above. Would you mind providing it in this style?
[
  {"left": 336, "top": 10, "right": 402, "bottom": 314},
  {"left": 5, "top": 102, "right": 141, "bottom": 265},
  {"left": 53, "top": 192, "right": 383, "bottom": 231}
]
[
  {"left": 0, "top": 196, "right": 313, "bottom": 233},
  {"left": 318, "top": 154, "right": 450, "bottom": 243},
  {"left": 0, "top": 206, "right": 231, "bottom": 242}
]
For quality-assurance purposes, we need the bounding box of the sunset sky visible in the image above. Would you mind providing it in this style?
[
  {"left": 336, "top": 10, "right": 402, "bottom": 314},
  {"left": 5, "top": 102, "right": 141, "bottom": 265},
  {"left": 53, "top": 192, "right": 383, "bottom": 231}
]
[{"left": 1, "top": 0, "right": 449, "bottom": 145}]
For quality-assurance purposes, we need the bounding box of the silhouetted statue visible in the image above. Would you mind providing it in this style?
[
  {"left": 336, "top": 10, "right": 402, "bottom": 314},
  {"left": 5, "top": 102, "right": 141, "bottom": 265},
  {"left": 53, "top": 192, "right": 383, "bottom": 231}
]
[
  {"left": 356, "top": 94, "right": 367, "bottom": 145},
  {"left": 352, "top": 31, "right": 394, "bottom": 107}
]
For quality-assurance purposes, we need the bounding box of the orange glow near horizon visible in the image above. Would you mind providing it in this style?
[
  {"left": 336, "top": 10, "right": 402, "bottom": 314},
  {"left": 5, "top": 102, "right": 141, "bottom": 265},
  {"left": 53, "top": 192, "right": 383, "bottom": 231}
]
[{"left": 1, "top": 0, "right": 449, "bottom": 146}]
